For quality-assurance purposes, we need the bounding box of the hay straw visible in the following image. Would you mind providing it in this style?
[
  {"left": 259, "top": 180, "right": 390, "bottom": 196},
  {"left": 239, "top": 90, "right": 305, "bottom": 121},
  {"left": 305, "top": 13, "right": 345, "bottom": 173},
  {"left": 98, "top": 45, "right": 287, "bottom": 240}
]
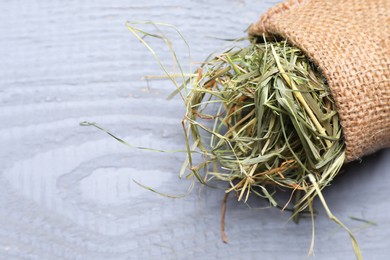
[
  {"left": 183, "top": 39, "right": 345, "bottom": 210},
  {"left": 178, "top": 36, "right": 361, "bottom": 258},
  {"left": 83, "top": 22, "right": 361, "bottom": 259}
]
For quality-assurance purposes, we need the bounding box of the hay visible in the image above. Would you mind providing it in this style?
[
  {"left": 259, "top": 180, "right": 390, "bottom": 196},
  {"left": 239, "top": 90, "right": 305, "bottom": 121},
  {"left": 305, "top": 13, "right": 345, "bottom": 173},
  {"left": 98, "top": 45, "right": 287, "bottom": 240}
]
[
  {"left": 83, "top": 21, "right": 363, "bottom": 258},
  {"left": 182, "top": 38, "right": 345, "bottom": 213},
  {"left": 180, "top": 37, "right": 362, "bottom": 257}
]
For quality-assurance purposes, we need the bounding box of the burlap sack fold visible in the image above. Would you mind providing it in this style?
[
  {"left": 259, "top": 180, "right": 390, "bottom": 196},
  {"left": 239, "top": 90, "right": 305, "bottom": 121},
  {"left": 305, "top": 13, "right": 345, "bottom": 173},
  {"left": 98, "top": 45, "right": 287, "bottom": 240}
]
[{"left": 249, "top": 0, "right": 390, "bottom": 162}]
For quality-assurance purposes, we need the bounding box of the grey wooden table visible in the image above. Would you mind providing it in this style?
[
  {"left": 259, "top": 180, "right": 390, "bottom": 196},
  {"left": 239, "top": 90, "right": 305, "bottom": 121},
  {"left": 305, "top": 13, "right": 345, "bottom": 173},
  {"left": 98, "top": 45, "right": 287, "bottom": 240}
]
[{"left": 0, "top": 1, "right": 389, "bottom": 259}]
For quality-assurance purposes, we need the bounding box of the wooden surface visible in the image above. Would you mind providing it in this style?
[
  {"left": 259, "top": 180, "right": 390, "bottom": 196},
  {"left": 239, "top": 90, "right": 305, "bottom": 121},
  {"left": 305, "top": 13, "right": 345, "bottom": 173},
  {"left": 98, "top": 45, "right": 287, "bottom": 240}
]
[{"left": 0, "top": 1, "right": 389, "bottom": 259}]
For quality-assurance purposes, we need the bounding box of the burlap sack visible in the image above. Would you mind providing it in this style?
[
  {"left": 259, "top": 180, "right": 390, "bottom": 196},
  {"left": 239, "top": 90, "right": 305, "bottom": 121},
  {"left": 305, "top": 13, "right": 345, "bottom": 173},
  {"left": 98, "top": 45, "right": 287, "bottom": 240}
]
[{"left": 249, "top": 0, "right": 390, "bottom": 162}]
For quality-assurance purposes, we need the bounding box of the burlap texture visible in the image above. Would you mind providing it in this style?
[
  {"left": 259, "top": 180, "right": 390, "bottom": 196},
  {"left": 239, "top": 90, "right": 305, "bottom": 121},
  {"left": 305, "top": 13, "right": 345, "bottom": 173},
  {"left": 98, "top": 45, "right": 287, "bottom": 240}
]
[{"left": 249, "top": 0, "right": 390, "bottom": 162}]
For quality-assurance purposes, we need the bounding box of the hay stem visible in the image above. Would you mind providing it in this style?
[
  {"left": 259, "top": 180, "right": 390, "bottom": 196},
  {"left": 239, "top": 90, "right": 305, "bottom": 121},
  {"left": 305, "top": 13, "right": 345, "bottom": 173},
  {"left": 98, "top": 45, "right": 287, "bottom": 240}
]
[
  {"left": 270, "top": 45, "right": 332, "bottom": 148},
  {"left": 221, "top": 192, "right": 230, "bottom": 243},
  {"left": 308, "top": 174, "right": 362, "bottom": 260}
]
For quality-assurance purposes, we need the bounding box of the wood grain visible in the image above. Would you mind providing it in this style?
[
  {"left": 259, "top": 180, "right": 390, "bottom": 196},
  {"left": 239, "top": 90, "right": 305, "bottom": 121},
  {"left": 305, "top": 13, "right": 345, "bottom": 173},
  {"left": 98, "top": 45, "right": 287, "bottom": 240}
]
[{"left": 0, "top": 0, "right": 389, "bottom": 259}]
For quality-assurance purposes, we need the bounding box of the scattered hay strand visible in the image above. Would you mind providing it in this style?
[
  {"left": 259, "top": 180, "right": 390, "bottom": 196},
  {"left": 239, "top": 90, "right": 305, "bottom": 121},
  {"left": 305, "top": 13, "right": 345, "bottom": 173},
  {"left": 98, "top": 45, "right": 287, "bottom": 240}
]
[{"left": 221, "top": 192, "right": 230, "bottom": 244}]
